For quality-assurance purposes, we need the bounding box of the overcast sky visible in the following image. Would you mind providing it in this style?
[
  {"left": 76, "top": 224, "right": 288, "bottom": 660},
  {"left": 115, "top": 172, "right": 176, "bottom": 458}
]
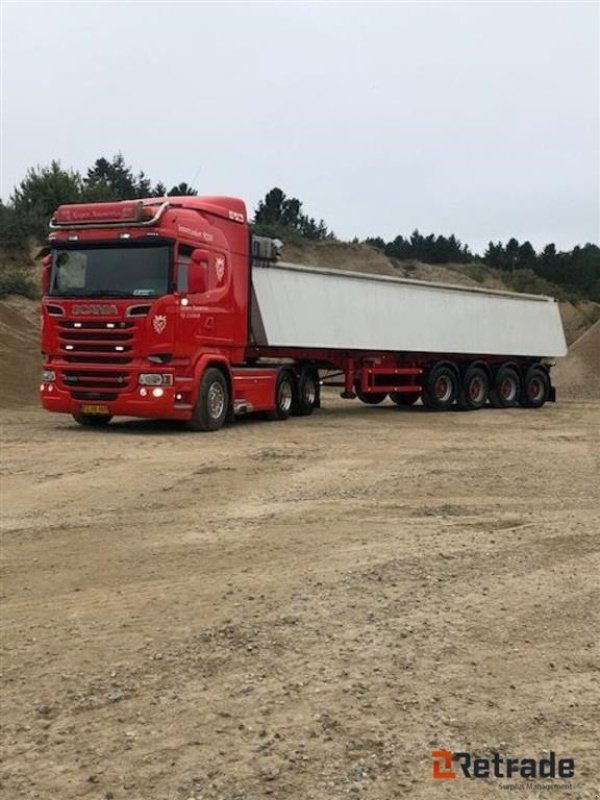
[{"left": 1, "top": 1, "right": 598, "bottom": 252}]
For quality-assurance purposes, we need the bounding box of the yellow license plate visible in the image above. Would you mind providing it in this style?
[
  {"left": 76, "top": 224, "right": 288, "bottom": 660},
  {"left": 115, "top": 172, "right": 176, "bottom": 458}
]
[{"left": 81, "top": 404, "right": 110, "bottom": 415}]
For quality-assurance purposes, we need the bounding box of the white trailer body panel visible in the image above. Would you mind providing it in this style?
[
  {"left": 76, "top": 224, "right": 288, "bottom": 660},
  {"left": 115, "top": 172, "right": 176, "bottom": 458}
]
[{"left": 251, "top": 263, "right": 567, "bottom": 358}]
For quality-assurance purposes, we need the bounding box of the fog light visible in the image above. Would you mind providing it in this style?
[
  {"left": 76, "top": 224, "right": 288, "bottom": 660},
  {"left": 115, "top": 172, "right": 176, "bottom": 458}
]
[{"left": 152, "top": 388, "right": 164, "bottom": 398}]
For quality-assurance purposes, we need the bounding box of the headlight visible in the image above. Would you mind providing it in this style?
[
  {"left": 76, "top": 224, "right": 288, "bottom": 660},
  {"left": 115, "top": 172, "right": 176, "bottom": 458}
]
[
  {"left": 42, "top": 369, "right": 56, "bottom": 382},
  {"left": 138, "top": 373, "right": 173, "bottom": 387}
]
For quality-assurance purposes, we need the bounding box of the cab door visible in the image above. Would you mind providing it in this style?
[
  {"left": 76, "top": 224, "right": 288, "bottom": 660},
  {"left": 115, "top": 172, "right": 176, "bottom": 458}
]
[{"left": 176, "top": 244, "right": 234, "bottom": 354}]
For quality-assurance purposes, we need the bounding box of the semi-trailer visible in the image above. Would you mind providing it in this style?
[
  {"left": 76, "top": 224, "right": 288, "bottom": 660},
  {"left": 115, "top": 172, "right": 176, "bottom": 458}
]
[{"left": 40, "top": 195, "right": 567, "bottom": 431}]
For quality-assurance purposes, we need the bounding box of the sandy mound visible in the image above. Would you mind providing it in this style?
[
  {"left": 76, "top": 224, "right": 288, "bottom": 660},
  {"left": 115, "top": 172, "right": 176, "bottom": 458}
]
[
  {"left": 553, "top": 320, "right": 600, "bottom": 401},
  {"left": 0, "top": 295, "right": 41, "bottom": 407},
  {"left": 559, "top": 300, "right": 600, "bottom": 345},
  {"left": 282, "top": 240, "right": 400, "bottom": 276}
]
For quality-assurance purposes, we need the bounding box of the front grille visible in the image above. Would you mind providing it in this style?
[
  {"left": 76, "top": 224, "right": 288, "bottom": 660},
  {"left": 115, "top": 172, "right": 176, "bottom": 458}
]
[
  {"left": 57, "top": 320, "right": 135, "bottom": 364},
  {"left": 63, "top": 368, "right": 132, "bottom": 401},
  {"left": 64, "top": 355, "right": 131, "bottom": 364},
  {"left": 64, "top": 370, "right": 129, "bottom": 388},
  {"left": 71, "top": 391, "right": 119, "bottom": 401},
  {"left": 54, "top": 317, "right": 144, "bottom": 398}
]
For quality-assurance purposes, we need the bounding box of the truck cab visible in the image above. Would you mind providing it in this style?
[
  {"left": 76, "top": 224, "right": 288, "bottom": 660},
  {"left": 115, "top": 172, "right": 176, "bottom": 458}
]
[{"left": 40, "top": 196, "right": 286, "bottom": 429}]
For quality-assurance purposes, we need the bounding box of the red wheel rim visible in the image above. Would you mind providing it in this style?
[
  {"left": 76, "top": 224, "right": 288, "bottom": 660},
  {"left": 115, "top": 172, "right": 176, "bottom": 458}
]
[
  {"left": 469, "top": 377, "right": 484, "bottom": 402},
  {"left": 434, "top": 375, "right": 452, "bottom": 402},
  {"left": 529, "top": 377, "right": 543, "bottom": 401},
  {"left": 500, "top": 377, "right": 516, "bottom": 401}
]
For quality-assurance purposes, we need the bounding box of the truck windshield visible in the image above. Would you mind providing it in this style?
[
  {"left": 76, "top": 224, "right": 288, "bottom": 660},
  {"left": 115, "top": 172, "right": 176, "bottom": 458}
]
[{"left": 49, "top": 244, "right": 171, "bottom": 298}]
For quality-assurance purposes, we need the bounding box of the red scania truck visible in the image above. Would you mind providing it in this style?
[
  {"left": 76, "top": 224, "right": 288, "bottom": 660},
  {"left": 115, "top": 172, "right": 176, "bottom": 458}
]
[{"left": 40, "top": 195, "right": 567, "bottom": 431}]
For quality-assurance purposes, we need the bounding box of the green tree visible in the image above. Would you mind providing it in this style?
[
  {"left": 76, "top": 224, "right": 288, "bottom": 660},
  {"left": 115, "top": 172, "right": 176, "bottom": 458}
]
[
  {"left": 84, "top": 154, "right": 159, "bottom": 200},
  {"left": 10, "top": 160, "right": 83, "bottom": 238},
  {"left": 518, "top": 241, "right": 537, "bottom": 270},
  {"left": 504, "top": 238, "right": 520, "bottom": 271},
  {"left": 168, "top": 182, "right": 197, "bottom": 196},
  {"left": 152, "top": 182, "right": 168, "bottom": 197},
  {"left": 253, "top": 188, "right": 331, "bottom": 240}
]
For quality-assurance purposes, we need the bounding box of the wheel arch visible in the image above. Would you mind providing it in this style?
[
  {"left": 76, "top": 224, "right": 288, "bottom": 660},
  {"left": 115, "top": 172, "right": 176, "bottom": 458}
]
[
  {"left": 494, "top": 360, "right": 520, "bottom": 376},
  {"left": 425, "top": 359, "right": 460, "bottom": 381},
  {"left": 464, "top": 360, "right": 493, "bottom": 381},
  {"left": 192, "top": 355, "right": 233, "bottom": 407}
]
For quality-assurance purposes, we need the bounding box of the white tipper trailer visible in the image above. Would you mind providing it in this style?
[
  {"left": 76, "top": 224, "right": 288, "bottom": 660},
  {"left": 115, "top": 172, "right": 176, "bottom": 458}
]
[{"left": 248, "top": 256, "right": 567, "bottom": 412}]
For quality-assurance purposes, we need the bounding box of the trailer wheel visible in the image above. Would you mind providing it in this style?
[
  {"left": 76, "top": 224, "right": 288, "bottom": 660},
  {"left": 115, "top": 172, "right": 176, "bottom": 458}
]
[
  {"left": 267, "top": 369, "right": 295, "bottom": 420},
  {"left": 422, "top": 364, "right": 457, "bottom": 411},
  {"left": 187, "top": 367, "right": 229, "bottom": 431},
  {"left": 72, "top": 412, "right": 112, "bottom": 427},
  {"left": 489, "top": 365, "right": 520, "bottom": 408},
  {"left": 292, "top": 368, "right": 319, "bottom": 416},
  {"left": 457, "top": 366, "right": 489, "bottom": 411},
  {"left": 356, "top": 389, "right": 387, "bottom": 405},
  {"left": 390, "top": 391, "right": 419, "bottom": 406},
  {"left": 520, "top": 366, "right": 550, "bottom": 409}
]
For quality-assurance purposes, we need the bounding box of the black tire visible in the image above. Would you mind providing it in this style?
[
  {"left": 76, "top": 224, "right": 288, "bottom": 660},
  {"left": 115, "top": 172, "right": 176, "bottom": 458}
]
[
  {"left": 389, "top": 391, "right": 419, "bottom": 406},
  {"left": 422, "top": 364, "right": 458, "bottom": 411},
  {"left": 267, "top": 369, "right": 295, "bottom": 421},
  {"left": 520, "top": 366, "right": 550, "bottom": 409},
  {"left": 187, "top": 367, "right": 229, "bottom": 431},
  {"left": 72, "top": 413, "right": 112, "bottom": 427},
  {"left": 457, "top": 365, "right": 489, "bottom": 411},
  {"left": 356, "top": 389, "right": 387, "bottom": 405},
  {"left": 292, "top": 368, "right": 319, "bottom": 416},
  {"left": 489, "top": 365, "right": 521, "bottom": 408}
]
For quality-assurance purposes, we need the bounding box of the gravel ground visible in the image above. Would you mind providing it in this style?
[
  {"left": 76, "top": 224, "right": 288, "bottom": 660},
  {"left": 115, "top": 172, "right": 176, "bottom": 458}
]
[{"left": 1, "top": 396, "right": 599, "bottom": 800}]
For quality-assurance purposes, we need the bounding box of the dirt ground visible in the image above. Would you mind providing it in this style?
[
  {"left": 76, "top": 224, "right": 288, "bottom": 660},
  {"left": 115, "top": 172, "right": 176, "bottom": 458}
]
[{"left": 1, "top": 395, "right": 599, "bottom": 800}]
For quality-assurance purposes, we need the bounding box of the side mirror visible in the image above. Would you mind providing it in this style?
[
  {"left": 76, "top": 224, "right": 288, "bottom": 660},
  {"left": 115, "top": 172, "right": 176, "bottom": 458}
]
[
  {"left": 188, "top": 263, "right": 206, "bottom": 294},
  {"left": 188, "top": 249, "right": 210, "bottom": 294},
  {"left": 191, "top": 248, "right": 210, "bottom": 265},
  {"left": 41, "top": 254, "right": 52, "bottom": 295}
]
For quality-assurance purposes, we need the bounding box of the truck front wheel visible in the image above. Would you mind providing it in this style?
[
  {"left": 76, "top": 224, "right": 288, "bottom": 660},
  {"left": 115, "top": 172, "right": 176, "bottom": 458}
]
[
  {"left": 72, "top": 413, "right": 112, "bottom": 427},
  {"left": 187, "top": 368, "right": 229, "bottom": 431}
]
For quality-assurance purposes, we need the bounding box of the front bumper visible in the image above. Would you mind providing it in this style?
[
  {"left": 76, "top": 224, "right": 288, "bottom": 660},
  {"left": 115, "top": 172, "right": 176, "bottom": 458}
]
[{"left": 40, "top": 382, "right": 193, "bottom": 421}]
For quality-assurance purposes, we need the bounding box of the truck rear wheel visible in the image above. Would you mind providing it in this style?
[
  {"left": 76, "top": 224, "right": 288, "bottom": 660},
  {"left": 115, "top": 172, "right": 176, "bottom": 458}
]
[
  {"left": 187, "top": 368, "right": 229, "bottom": 431},
  {"left": 457, "top": 365, "right": 489, "bottom": 411},
  {"left": 356, "top": 389, "right": 387, "bottom": 405},
  {"left": 390, "top": 391, "right": 419, "bottom": 406},
  {"left": 267, "top": 369, "right": 295, "bottom": 420},
  {"left": 422, "top": 364, "right": 457, "bottom": 411},
  {"left": 72, "top": 412, "right": 112, "bottom": 427},
  {"left": 520, "top": 366, "right": 550, "bottom": 408},
  {"left": 292, "top": 368, "right": 319, "bottom": 416},
  {"left": 489, "top": 365, "right": 520, "bottom": 408}
]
